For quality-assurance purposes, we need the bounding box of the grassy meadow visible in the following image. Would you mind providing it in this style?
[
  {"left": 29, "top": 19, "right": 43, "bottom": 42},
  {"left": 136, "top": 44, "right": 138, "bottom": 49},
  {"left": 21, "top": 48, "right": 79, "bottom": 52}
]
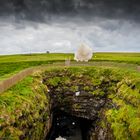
[
  {"left": 0, "top": 53, "right": 71, "bottom": 80},
  {"left": 0, "top": 53, "right": 140, "bottom": 139},
  {"left": 1, "top": 52, "right": 140, "bottom": 63},
  {"left": 0, "top": 52, "right": 140, "bottom": 81}
]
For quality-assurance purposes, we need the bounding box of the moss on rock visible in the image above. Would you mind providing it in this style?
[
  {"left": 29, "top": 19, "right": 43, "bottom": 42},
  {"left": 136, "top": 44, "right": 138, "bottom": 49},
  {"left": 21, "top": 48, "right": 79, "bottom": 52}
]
[
  {"left": 43, "top": 67, "right": 140, "bottom": 140},
  {"left": 0, "top": 73, "right": 49, "bottom": 140}
]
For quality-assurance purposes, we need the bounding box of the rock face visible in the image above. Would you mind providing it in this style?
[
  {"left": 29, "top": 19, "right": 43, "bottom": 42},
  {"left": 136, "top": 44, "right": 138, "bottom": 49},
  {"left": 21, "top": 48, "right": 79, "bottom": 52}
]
[
  {"left": 0, "top": 74, "right": 51, "bottom": 140},
  {"left": 51, "top": 90, "right": 105, "bottom": 120},
  {"left": 43, "top": 67, "right": 114, "bottom": 139},
  {"left": 43, "top": 67, "right": 140, "bottom": 140}
]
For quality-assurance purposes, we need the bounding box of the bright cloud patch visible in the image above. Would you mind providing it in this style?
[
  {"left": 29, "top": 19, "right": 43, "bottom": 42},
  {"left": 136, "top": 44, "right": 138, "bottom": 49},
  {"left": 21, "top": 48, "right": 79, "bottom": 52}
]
[{"left": 0, "top": 16, "right": 140, "bottom": 54}]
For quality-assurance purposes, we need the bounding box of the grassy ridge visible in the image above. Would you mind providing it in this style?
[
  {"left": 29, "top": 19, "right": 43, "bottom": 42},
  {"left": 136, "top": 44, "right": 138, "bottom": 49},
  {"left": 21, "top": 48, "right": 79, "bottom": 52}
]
[
  {"left": 1, "top": 53, "right": 140, "bottom": 64},
  {"left": 94, "top": 53, "right": 140, "bottom": 64},
  {"left": 0, "top": 61, "right": 54, "bottom": 81},
  {"left": 0, "top": 53, "right": 72, "bottom": 80},
  {"left": 0, "top": 53, "right": 140, "bottom": 81},
  {"left": 0, "top": 74, "right": 49, "bottom": 139},
  {"left": 43, "top": 67, "right": 140, "bottom": 140},
  {"left": 0, "top": 53, "right": 73, "bottom": 63}
]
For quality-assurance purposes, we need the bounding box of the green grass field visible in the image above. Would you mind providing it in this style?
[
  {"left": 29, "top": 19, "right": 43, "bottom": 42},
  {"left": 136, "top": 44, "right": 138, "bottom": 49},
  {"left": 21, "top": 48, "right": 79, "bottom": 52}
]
[
  {"left": 1, "top": 52, "right": 140, "bottom": 63},
  {"left": 0, "top": 53, "right": 71, "bottom": 80},
  {"left": 1, "top": 53, "right": 140, "bottom": 139},
  {"left": 0, "top": 52, "right": 140, "bottom": 81},
  {"left": 94, "top": 52, "right": 140, "bottom": 64}
]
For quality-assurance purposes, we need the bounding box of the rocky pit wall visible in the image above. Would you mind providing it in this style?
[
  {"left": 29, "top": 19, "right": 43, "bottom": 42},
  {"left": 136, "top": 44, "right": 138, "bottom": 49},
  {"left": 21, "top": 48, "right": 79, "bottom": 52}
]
[
  {"left": 43, "top": 67, "right": 140, "bottom": 140},
  {"left": 0, "top": 74, "right": 51, "bottom": 140},
  {"left": 0, "top": 67, "right": 140, "bottom": 140}
]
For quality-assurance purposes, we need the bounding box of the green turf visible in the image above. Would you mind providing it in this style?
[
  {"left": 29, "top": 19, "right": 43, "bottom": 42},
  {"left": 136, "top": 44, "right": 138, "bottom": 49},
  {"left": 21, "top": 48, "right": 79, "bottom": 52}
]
[
  {"left": 93, "top": 52, "right": 140, "bottom": 64},
  {"left": 0, "top": 53, "right": 73, "bottom": 63},
  {"left": 0, "top": 74, "right": 49, "bottom": 139},
  {"left": 1, "top": 53, "right": 140, "bottom": 64},
  {"left": 0, "top": 53, "right": 140, "bottom": 81},
  {"left": 0, "top": 53, "right": 72, "bottom": 81}
]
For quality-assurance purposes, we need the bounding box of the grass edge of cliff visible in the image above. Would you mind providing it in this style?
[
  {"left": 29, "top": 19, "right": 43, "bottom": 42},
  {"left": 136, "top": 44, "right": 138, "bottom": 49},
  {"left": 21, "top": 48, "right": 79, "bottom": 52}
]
[
  {"left": 0, "top": 72, "right": 50, "bottom": 140},
  {"left": 43, "top": 66, "right": 140, "bottom": 140},
  {"left": 0, "top": 66, "right": 140, "bottom": 139}
]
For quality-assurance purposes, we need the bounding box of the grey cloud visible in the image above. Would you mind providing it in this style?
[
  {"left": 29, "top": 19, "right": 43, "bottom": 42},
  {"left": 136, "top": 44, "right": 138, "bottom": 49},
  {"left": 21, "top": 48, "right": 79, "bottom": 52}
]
[
  {"left": 0, "top": 0, "right": 140, "bottom": 22},
  {"left": 0, "top": 15, "right": 140, "bottom": 55},
  {"left": 0, "top": 0, "right": 140, "bottom": 54}
]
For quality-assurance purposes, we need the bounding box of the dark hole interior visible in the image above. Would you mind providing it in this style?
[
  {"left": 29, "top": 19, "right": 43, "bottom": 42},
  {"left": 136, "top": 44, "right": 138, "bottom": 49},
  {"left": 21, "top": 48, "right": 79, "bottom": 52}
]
[{"left": 46, "top": 110, "right": 93, "bottom": 140}]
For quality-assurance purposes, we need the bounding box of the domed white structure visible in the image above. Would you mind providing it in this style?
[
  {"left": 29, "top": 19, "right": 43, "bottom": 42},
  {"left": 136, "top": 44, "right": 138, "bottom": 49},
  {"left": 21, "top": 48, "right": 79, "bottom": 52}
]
[{"left": 74, "top": 44, "right": 93, "bottom": 62}]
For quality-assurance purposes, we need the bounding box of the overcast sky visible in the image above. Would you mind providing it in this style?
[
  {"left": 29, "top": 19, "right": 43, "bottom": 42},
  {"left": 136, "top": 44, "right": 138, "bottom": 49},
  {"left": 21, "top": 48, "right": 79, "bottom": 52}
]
[{"left": 0, "top": 0, "right": 140, "bottom": 55}]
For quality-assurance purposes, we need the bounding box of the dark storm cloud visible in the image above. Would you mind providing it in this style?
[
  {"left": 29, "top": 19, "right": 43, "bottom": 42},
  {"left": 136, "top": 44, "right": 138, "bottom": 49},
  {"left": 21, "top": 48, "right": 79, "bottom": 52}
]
[
  {"left": 0, "top": 0, "right": 140, "bottom": 54},
  {"left": 0, "top": 0, "right": 140, "bottom": 22}
]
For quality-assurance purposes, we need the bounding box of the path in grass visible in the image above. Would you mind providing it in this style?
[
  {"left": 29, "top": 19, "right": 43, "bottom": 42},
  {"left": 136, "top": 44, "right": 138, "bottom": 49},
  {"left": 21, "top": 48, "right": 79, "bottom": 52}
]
[
  {"left": 0, "top": 63, "right": 65, "bottom": 94},
  {"left": 0, "top": 61, "right": 140, "bottom": 94},
  {"left": 1, "top": 52, "right": 140, "bottom": 81},
  {"left": 0, "top": 68, "right": 35, "bottom": 94},
  {"left": 0, "top": 61, "right": 139, "bottom": 81}
]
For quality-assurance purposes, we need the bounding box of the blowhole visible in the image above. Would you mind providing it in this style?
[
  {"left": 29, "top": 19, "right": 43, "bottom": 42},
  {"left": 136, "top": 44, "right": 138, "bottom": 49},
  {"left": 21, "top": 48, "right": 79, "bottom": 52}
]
[{"left": 46, "top": 110, "right": 93, "bottom": 140}]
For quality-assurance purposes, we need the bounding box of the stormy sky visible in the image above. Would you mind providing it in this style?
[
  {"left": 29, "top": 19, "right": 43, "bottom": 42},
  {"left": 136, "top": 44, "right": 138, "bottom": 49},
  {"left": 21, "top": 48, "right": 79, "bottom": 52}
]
[{"left": 0, "top": 0, "right": 140, "bottom": 54}]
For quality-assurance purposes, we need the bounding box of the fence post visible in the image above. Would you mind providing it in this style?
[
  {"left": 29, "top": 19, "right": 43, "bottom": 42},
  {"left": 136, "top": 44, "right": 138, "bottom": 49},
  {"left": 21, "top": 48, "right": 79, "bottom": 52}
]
[
  {"left": 65, "top": 58, "right": 71, "bottom": 66},
  {"left": 0, "top": 68, "right": 35, "bottom": 94}
]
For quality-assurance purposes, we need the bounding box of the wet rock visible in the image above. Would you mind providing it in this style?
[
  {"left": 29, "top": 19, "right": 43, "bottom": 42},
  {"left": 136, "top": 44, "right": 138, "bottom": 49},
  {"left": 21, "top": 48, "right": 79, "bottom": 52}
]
[{"left": 43, "top": 68, "right": 117, "bottom": 140}]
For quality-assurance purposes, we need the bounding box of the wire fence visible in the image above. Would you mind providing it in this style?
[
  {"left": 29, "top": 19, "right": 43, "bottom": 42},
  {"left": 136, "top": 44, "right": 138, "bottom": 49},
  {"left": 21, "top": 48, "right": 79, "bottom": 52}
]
[
  {"left": 0, "top": 62, "right": 140, "bottom": 94},
  {"left": 0, "top": 63, "right": 66, "bottom": 94},
  {"left": 0, "top": 68, "right": 35, "bottom": 94}
]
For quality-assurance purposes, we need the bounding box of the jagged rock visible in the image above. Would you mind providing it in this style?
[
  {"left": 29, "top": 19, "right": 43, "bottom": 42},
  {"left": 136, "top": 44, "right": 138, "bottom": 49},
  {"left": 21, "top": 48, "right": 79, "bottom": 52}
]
[{"left": 43, "top": 67, "right": 140, "bottom": 140}]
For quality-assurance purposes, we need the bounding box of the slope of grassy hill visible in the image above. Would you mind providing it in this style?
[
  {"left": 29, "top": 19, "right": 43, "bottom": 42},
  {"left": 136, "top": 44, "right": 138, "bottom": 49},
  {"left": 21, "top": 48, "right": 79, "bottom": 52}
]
[
  {"left": 1, "top": 66, "right": 140, "bottom": 139},
  {"left": 0, "top": 53, "right": 140, "bottom": 81}
]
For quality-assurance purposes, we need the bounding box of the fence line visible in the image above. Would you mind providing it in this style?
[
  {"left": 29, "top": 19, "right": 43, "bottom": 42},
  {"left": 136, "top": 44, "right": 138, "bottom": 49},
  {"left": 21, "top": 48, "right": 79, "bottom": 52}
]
[
  {"left": 1, "top": 62, "right": 139, "bottom": 94},
  {"left": 0, "top": 68, "right": 36, "bottom": 94},
  {"left": 0, "top": 63, "right": 66, "bottom": 94}
]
